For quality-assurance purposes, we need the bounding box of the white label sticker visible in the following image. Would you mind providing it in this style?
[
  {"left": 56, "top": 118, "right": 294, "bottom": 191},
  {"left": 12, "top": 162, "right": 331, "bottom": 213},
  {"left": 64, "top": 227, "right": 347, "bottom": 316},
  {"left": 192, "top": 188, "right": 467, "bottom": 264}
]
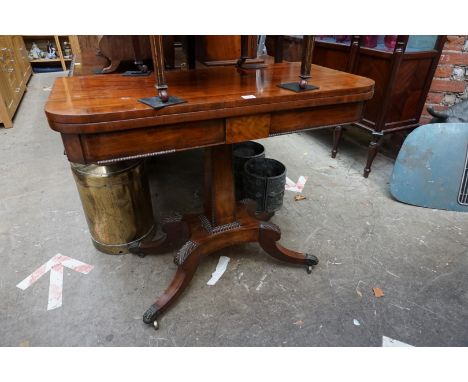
[{"left": 241, "top": 95, "right": 256, "bottom": 99}]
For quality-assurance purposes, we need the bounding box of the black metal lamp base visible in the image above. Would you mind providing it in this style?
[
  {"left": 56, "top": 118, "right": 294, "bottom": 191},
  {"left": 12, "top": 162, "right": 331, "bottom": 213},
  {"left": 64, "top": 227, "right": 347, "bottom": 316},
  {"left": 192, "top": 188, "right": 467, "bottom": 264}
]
[
  {"left": 278, "top": 82, "right": 319, "bottom": 92},
  {"left": 122, "top": 70, "right": 152, "bottom": 77},
  {"left": 238, "top": 63, "right": 268, "bottom": 70},
  {"left": 138, "top": 96, "right": 186, "bottom": 110}
]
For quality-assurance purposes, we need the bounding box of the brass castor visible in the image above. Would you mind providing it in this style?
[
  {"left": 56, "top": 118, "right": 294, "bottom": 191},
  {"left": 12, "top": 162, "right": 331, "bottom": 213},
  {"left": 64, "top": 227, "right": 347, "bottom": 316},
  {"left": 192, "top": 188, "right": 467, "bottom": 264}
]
[
  {"left": 128, "top": 242, "right": 146, "bottom": 257},
  {"left": 143, "top": 303, "right": 160, "bottom": 330},
  {"left": 305, "top": 254, "right": 319, "bottom": 274}
]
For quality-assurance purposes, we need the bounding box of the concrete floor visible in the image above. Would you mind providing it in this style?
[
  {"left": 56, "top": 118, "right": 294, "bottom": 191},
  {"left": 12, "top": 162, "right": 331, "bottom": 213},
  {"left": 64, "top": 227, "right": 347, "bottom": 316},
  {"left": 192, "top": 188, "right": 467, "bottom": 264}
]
[{"left": 1, "top": 72, "right": 467, "bottom": 347}]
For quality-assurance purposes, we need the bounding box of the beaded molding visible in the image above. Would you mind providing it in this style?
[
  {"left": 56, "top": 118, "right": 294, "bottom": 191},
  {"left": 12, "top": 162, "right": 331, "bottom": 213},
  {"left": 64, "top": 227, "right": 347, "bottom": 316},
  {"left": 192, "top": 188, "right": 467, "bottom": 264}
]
[
  {"left": 97, "top": 149, "right": 176, "bottom": 164},
  {"left": 259, "top": 221, "right": 281, "bottom": 235},
  {"left": 174, "top": 240, "right": 199, "bottom": 265},
  {"left": 161, "top": 215, "right": 183, "bottom": 225},
  {"left": 199, "top": 215, "right": 241, "bottom": 235},
  {"left": 268, "top": 123, "right": 342, "bottom": 138}
]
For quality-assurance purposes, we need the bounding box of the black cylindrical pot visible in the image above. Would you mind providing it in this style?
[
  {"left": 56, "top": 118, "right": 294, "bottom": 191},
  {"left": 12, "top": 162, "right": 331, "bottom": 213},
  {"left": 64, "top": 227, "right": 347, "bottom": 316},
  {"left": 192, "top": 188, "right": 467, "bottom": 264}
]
[
  {"left": 233, "top": 141, "right": 265, "bottom": 200},
  {"left": 243, "top": 158, "right": 286, "bottom": 213}
]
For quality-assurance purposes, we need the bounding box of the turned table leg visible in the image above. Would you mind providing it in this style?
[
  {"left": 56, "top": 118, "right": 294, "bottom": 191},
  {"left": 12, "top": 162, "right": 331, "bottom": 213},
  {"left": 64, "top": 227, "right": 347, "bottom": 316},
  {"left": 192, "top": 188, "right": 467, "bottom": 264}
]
[
  {"left": 331, "top": 125, "right": 344, "bottom": 158},
  {"left": 364, "top": 132, "right": 384, "bottom": 178}
]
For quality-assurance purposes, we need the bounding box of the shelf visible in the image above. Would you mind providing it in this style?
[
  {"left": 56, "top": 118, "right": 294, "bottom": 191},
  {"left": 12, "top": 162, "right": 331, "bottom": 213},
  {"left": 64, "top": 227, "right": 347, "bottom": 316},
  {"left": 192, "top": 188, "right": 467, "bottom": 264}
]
[
  {"left": 29, "top": 58, "right": 62, "bottom": 63},
  {"left": 22, "top": 35, "right": 73, "bottom": 72},
  {"left": 23, "top": 35, "right": 69, "bottom": 38}
]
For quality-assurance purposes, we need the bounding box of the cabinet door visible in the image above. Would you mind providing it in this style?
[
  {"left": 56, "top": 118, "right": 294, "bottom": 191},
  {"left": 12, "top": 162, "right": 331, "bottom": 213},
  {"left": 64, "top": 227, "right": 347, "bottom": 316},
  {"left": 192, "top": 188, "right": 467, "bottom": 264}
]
[
  {"left": 0, "top": 36, "right": 23, "bottom": 117},
  {"left": 11, "top": 36, "right": 31, "bottom": 87},
  {"left": 0, "top": 39, "right": 15, "bottom": 112},
  {"left": 0, "top": 37, "right": 21, "bottom": 103}
]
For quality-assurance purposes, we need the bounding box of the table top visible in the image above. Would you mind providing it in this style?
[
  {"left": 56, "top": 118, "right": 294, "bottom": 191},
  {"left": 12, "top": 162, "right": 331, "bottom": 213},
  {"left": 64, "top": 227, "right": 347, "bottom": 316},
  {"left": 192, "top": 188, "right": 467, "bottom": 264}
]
[{"left": 46, "top": 62, "right": 374, "bottom": 134}]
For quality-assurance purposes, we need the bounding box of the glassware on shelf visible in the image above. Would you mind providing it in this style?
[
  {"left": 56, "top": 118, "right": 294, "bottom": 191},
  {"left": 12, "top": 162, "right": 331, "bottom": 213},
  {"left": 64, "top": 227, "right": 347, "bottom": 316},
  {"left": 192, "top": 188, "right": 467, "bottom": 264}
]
[
  {"left": 28, "top": 42, "right": 43, "bottom": 60},
  {"left": 63, "top": 41, "right": 72, "bottom": 58},
  {"left": 384, "top": 35, "right": 397, "bottom": 50},
  {"left": 316, "top": 35, "right": 438, "bottom": 52},
  {"left": 362, "top": 35, "right": 378, "bottom": 48},
  {"left": 407, "top": 35, "right": 438, "bottom": 52},
  {"left": 46, "top": 41, "right": 57, "bottom": 59},
  {"left": 316, "top": 35, "right": 352, "bottom": 46},
  {"left": 316, "top": 35, "right": 334, "bottom": 43},
  {"left": 334, "top": 35, "right": 351, "bottom": 44},
  {"left": 361, "top": 36, "right": 395, "bottom": 52}
]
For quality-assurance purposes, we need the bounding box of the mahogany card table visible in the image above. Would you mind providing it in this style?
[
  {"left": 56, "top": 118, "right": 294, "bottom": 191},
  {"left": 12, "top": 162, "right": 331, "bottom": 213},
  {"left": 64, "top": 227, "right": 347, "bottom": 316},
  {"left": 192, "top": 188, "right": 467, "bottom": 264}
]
[{"left": 45, "top": 62, "right": 374, "bottom": 329}]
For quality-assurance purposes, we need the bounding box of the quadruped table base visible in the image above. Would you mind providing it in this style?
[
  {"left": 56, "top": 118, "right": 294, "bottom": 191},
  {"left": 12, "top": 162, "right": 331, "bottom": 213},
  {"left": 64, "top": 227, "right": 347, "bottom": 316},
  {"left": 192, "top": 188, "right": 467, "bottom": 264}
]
[
  {"left": 129, "top": 145, "right": 318, "bottom": 329},
  {"left": 130, "top": 202, "right": 318, "bottom": 329}
]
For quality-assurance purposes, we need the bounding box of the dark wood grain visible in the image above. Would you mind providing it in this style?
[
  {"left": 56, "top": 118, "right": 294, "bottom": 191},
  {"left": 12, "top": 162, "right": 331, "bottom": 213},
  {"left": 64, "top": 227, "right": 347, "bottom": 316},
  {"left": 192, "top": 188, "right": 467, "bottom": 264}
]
[
  {"left": 98, "top": 35, "right": 152, "bottom": 74},
  {"left": 46, "top": 62, "right": 373, "bottom": 165},
  {"left": 204, "top": 145, "right": 237, "bottom": 226},
  {"left": 195, "top": 35, "right": 259, "bottom": 66},
  {"left": 47, "top": 58, "right": 374, "bottom": 328},
  {"left": 266, "top": 35, "right": 445, "bottom": 176},
  {"left": 79, "top": 119, "right": 225, "bottom": 164},
  {"left": 313, "top": 35, "right": 445, "bottom": 176},
  {"left": 46, "top": 63, "right": 373, "bottom": 126},
  {"left": 226, "top": 114, "right": 270, "bottom": 143}
]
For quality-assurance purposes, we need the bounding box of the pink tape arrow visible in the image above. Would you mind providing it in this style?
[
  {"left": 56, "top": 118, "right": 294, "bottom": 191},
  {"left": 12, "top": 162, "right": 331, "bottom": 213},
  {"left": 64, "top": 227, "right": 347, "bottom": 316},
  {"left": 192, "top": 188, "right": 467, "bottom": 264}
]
[
  {"left": 16, "top": 254, "right": 94, "bottom": 310},
  {"left": 285, "top": 176, "right": 308, "bottom": 193}
]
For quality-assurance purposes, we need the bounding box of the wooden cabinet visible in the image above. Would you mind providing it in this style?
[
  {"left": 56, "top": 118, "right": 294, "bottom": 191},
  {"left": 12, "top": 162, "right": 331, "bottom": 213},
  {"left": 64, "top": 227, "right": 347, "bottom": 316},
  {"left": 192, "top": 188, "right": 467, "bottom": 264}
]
[
  {"left": 314, "top": 35, "right": 446, "bottom": 177},
  {"left": 194, "top": 35, "right": 260, "bottom": 66},
  {"left": 267, "top": 35, "right": 446, "bottom": 177},
  {"left": 0, "top": 36, "right": 32, "bottom": 128}
]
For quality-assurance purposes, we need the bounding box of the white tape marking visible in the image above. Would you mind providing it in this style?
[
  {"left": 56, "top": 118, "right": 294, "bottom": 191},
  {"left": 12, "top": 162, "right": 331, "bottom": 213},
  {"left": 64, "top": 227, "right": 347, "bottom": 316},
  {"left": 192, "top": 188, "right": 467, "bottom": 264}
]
[
  {"left": 16, "top": 253, "right": 94, "bottom": 310},
  {"left": 207, "top": 256, "right": 230, "bottom": 285},
  {"left": 256, "top": 274, "right": 268, "bottom": 291},
  {"left": 48, "top": 264, "right": 64, "bottom": 310},
  {"left": 382, "top": 336, "right": 413, "bottom": 347},
  {"left": 241, "top": 95, "right": 256, "bottom": 99},
  {"left": 285, "top": 176, "right": 308, "bottom": 192}
]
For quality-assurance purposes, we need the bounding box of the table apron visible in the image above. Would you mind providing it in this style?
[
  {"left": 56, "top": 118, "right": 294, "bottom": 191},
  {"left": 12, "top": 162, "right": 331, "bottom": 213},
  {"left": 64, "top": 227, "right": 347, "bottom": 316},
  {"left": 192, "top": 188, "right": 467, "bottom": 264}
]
[{"left": 61, "top": 102, "right": 364, "bottom": 164}]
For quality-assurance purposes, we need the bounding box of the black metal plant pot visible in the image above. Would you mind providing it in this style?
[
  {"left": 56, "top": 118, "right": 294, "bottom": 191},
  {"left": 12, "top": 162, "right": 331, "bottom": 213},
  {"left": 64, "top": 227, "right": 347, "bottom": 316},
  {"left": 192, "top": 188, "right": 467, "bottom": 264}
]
[
  {"left": 233, "top": 141, "right": 265, "bottom": 200},
  {"left": 243, "top": 158, "right": 286, "bottom": 214}
]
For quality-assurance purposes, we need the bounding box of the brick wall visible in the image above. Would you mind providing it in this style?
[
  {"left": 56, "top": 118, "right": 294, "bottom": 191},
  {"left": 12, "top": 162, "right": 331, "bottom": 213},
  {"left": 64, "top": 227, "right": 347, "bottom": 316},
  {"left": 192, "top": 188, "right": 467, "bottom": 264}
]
[{"left": 420, "top": 35, "right": 468, "bottom": 124}]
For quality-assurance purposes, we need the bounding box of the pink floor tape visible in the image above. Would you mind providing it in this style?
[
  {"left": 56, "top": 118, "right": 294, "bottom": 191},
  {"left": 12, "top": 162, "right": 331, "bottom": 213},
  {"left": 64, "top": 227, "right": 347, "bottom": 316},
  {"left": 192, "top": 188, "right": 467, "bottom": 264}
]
[
  {"left": 16, "top": 254, "right": 94, "bottom": 310},
  {"left": 285, "top": 176, "right": 308, "bottom": 192}
]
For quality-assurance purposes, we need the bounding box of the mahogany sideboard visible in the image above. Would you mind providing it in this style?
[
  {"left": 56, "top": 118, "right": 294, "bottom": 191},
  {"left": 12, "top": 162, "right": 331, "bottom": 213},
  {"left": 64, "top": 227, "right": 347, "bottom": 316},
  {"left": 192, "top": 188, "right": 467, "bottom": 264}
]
[
  {"left": 267, "top": 35, "right": 445, "bottom": 177},
  {"left": 45, "top": 62, "right": 374, "bottom": 328}
]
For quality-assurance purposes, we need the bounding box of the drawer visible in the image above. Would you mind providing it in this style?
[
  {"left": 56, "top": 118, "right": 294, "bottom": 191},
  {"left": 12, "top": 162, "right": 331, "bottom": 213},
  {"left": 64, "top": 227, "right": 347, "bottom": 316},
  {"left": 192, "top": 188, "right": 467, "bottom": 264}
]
[
  {"left": 270, "top": 103, "right": 363, "bottom": 134},
  {"left": 225, "top": 114, "right": 270, "bottom": 143},
  {"left": 79, "top": 119, "right": 225, "bottom": 163}
]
